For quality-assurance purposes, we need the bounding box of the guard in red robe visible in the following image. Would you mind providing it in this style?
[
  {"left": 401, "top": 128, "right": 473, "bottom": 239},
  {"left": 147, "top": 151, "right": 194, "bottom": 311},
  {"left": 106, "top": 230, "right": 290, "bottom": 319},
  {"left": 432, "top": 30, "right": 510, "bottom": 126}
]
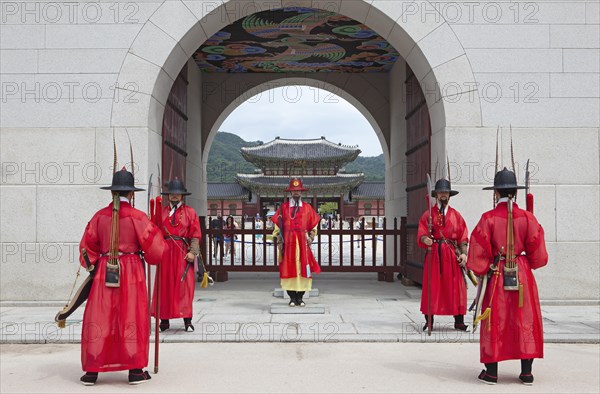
[
  {"left": 271, "top": 178, "right": 321, "bottom": 307},
  {"left": 79, "top": 169, "right": 167, "bottom": 386},
  {"left": 418, "top": 178, "right": 469, "bottom": 331},
  {"left": 468, "top": 168, "right": 548, "bottom": 385},
  {"left": 152, "top": 178, "right": 201, "bottom": 332}
]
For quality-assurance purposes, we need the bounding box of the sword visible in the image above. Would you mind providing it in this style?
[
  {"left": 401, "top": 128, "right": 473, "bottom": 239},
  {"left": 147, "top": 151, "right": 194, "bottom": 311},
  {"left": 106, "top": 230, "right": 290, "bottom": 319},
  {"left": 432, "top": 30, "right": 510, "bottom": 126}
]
[
  {"left": 465, "top": 269, "right": 479, "bottom": 287},
  {"left": 525, "top": 159, "right": 534, "bottom": 213},
  {"left": 147, "top": 174, "right": 153, "bottom": 219},
  {"left": 471, "top": 248, "right": 503, "bottom": 332},
  {"left": 440, "top": 231, "right": 478, "bottom": 288},
  {"left": 181, "top": 258, "right": 193, "bottom": 282}
]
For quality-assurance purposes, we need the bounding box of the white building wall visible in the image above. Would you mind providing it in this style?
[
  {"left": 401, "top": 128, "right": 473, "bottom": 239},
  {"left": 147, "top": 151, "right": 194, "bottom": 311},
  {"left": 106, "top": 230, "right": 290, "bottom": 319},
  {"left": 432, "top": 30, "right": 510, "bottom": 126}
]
[
  {"left": 430, "top": 1, "right": 600, "bottom": 299},
  {"left": 387, "top": 60, "right": 407, "bottom": 220},
  {"left": 186, "top": 58, "right": 205, "bottom": 214},
  {"left": 0, "top": 0, "right": 598, "bottom": 300},
  {"left": 0, "top": 1, "right": 163, "bottom": 300}
]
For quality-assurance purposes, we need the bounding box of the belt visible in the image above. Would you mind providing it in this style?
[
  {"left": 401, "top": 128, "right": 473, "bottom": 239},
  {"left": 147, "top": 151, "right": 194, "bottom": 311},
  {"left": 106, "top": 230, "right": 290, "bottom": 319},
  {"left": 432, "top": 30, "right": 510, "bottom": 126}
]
[
  {"left": 165, "top": 235, "right": 190, "bottom": 243},
  {"left": 100, "top": 251, "right": 142, "bottom": 257},
  {"left": 429, "top": 238, "right": 454, "bottom": 275}
]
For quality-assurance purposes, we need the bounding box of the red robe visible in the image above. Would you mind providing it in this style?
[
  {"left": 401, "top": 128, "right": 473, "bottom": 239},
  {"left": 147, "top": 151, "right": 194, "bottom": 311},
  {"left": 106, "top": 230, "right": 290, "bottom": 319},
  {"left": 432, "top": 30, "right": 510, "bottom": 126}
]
[
  {"left": 79, "top": 201, "right": 166, "bottom": 372},
  {"left": 417, "top": 205, "right": 469, "bottom": 315},
  {"left": 271, "top": 202, "right": 321, "bottom": 279},
  {"left": 152, "top": 204, "right": 201, "bottom": 319},
  {"left": 468, "top": 202, "right": 548, "bottom": 363}
]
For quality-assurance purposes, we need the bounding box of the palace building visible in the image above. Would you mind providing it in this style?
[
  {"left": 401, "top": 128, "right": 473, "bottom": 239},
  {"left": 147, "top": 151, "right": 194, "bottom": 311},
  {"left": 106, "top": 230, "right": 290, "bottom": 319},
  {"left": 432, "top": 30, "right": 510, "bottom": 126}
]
[{"left": 207, "top": 137, "right": 385, "bottom": 220}]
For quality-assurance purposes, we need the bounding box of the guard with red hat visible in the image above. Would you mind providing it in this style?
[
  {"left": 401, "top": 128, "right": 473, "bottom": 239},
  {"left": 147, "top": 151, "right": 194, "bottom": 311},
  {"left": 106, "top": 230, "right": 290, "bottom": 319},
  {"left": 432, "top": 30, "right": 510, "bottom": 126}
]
[{"left": 270, "top": 178, "right": 321, "bottom": 307}]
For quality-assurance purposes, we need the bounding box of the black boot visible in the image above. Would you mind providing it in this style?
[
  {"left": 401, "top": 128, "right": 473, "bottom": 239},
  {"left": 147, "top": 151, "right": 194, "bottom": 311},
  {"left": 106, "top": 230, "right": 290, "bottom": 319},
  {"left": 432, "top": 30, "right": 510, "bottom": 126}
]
[
  {"left": 80, "top": 372, "right": 98, "bottom": 386},
  {"left": 454, "top": 315, "right": 469, "bottom": 331},
  {"left": 128, "top": 369, "right": 151, "bottom": 385},
  {"left": 287, "top": 291, "right": 297, "bottom": 307},
  {"left": 183, "top": 318, "right": 194, "bottom": 332},
  {"left": 422, "top": 315, "right": 434, "bottom": 332},
  {"left": 478, "top": 362, "right": 498, "bottom": 385},
  {"left": 159, "top": 319, "right": 170, "bottom": 332},
  {"left": 519, "top": 359, "right": 534, "bottom": 385},
  {"left": 296, "top": 291, "right": 305, "bottom": 307}
]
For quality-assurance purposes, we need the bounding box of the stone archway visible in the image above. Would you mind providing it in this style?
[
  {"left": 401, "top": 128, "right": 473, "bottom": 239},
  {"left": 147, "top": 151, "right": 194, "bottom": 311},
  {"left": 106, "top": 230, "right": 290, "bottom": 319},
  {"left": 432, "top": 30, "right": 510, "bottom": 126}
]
[{"left": 110, "top": 0, "right": 482, "bottom": 214}]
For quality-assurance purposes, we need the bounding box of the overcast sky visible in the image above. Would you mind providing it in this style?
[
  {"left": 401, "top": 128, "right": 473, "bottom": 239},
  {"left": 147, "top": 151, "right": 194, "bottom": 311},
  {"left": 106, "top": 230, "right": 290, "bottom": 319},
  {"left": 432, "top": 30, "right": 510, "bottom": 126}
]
[{"left": 219, "top": 86, "right": 383, "bottom": 157}]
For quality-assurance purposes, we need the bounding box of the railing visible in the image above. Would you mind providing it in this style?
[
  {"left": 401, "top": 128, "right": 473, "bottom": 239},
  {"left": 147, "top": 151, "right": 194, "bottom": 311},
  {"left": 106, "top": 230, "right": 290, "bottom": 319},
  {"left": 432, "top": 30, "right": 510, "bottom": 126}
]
[{"left": 199, "top": 216, "right": 407, "bottom": 282}]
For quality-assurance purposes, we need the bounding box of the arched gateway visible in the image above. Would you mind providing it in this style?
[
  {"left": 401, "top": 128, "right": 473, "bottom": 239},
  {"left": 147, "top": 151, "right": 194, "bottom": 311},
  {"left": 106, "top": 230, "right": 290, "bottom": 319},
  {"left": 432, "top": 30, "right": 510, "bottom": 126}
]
[{"left": 108, "top": 1, "right": 482, "bottom": 284}]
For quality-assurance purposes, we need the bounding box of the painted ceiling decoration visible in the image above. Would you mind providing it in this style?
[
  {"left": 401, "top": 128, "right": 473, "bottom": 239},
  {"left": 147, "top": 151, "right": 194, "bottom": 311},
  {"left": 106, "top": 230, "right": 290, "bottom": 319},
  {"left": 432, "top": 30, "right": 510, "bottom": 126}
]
[{"left": 193, "top": 7, "right": 400, "bottom": 73}]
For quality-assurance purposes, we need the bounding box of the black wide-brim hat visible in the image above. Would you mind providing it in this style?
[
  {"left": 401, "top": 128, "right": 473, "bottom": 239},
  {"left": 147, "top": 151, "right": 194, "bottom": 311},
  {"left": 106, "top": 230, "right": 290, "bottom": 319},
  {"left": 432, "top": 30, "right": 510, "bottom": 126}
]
[
  {"left": 100, "top": 169, "right": 145, "bottom": 192},
  {"left": 483, "top": 167, "right": 526, "bottom": 190},
  {"left": 431, "top": 178, "right": 458, "bottom": 197},
  {"left": 161, "top": 178, "right": 192, "bottom": 195}
]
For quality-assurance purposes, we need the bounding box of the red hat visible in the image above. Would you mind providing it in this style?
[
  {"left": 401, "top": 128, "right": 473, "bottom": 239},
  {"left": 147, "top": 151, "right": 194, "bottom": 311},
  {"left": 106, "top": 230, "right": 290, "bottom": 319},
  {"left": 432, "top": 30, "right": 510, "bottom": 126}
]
[{"left": 285, "top": 178, "right": 308, "bottom": 192}]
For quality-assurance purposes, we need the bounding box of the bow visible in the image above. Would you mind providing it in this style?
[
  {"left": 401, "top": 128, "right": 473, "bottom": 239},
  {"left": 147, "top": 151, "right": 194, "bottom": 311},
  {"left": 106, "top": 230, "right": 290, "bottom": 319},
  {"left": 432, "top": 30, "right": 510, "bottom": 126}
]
[{"left": 54, "top": 249, "right": 95, "bottom": 327}]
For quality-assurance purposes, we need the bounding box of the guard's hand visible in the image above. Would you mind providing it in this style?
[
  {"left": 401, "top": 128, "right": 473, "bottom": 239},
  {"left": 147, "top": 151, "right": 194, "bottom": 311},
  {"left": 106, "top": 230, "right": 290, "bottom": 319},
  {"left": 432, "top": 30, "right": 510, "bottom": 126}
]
[
  {"left": 185, "top": 252, "right": 195, "bottom": 262},
  {"left": 458, "top": 253, "right": 467, "bottom": 268},
  {"left": 421, "top": 236, "right": 433, "bottom": 246},
  {"left": 306, "top": 233, "right": 314, "bottom": 245}
]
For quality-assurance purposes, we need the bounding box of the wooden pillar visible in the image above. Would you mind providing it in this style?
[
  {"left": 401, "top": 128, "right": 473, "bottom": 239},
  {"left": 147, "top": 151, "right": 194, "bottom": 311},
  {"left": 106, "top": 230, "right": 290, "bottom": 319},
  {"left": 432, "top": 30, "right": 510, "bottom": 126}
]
[
  {"left": 339, "top": 195, "right": 344, "bottom": 219},
  {"left": 312, "top": 195, "right": 317, "bottom": 211}
]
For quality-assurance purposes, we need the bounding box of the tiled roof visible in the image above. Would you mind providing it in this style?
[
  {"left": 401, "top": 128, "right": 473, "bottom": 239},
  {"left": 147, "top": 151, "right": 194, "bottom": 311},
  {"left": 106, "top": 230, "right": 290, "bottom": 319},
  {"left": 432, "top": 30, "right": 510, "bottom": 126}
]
[
  {"left": 241, "top": 137, "right": 360, "bottom": 164},
  {"left": 237, "top": 174, "right": 364, "bottom": 195},
  {"left": 352, "top": 182, "right": 385, "bottom": 198},
  {"left": 207, "top": 183, "right": 249, "bottom": 199}
]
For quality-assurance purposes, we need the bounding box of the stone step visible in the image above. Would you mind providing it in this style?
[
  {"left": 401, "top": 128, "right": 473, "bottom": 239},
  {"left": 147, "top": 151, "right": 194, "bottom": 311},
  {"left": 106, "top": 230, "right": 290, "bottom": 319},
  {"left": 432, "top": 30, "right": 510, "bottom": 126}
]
[
  {"left": 270, "top": 303, "right": 325, "bottom": 314},
  {"left": 273, "top": 288, "right": 319, "bottom": 298}
]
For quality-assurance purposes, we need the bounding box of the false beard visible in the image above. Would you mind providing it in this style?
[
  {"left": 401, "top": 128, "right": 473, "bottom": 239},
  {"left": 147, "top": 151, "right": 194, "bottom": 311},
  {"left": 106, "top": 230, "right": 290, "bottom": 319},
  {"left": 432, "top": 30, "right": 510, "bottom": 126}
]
[{"left": 439, "top": 198, "right": 448, "bottom": 214}]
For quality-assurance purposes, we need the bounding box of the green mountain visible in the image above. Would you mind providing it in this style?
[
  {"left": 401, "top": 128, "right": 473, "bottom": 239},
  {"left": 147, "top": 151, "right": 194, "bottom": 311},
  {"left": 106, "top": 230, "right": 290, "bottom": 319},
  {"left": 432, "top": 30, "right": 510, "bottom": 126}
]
[
  {"left": 206, "top": 132, "right": 261, "bottom": 182},
  {"left": 206, "top": 132, "right": 385, "bottom": 182},
  {"left": 343, "top": 154, "right": 385, "bottom": 181}
]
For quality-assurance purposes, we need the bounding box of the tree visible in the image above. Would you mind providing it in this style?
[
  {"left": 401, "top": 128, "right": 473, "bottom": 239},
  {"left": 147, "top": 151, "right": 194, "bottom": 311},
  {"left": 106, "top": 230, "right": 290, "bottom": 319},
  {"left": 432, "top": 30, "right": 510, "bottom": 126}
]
[{"left": 318, "top": 202, "right": 338, "bottom": 216}]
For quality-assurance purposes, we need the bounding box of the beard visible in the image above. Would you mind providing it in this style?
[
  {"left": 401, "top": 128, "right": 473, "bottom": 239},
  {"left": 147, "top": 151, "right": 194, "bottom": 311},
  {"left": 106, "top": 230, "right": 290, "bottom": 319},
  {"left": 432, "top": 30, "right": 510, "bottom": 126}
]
[
  {"left": 293, "top": 196, "right": 301, "bottom": 204},
  {"left": 439, "top": 198, "right": 448, "bottom": 207}
]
